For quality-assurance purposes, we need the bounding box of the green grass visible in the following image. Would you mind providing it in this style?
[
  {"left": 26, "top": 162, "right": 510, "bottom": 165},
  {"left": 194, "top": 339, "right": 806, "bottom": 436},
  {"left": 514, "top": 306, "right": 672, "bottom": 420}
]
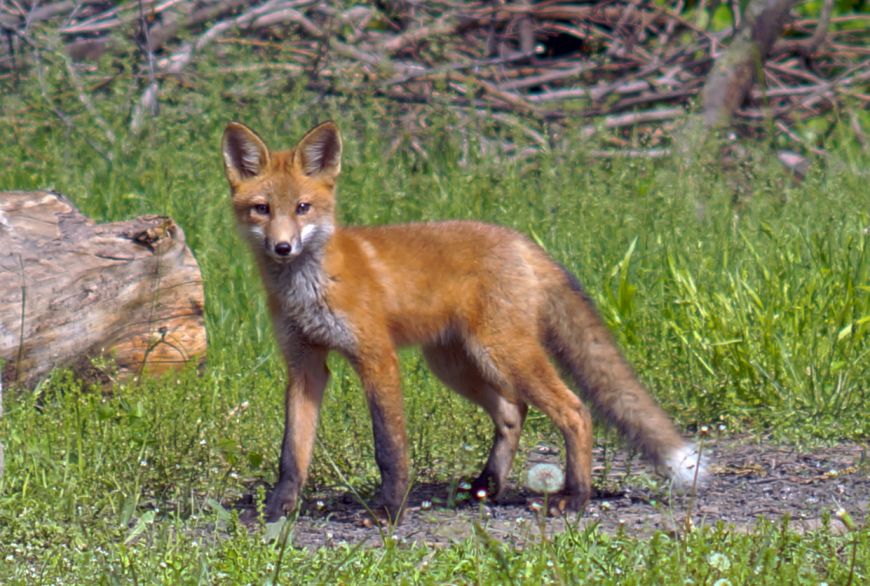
[
  {"left": 3, "top": 515, "right": 867, "bottom": 585},
  {"left": 1, "top": 48, "right": 868, "bottom": 583}
]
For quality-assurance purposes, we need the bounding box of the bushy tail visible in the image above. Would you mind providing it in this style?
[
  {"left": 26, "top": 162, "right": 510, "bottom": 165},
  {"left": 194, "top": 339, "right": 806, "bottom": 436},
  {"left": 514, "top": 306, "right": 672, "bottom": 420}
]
[{"left": 542, "top": 274, "right": 707, "bottom": 488}]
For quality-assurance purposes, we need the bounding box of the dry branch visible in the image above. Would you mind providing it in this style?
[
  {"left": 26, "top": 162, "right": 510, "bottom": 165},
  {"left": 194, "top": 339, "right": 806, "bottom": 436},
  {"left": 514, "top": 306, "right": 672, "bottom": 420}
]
[{"left": 1, "top": 1, "right": 866, "bottom": 156}]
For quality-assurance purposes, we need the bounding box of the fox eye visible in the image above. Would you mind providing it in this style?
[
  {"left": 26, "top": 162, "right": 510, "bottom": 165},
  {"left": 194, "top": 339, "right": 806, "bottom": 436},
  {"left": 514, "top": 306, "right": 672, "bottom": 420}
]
[
  {"left": 296, "top": 202, "right": 311, "bottom": 215},
  {"left": 253, "top": 203, "right": 269, "bottom": 215}
]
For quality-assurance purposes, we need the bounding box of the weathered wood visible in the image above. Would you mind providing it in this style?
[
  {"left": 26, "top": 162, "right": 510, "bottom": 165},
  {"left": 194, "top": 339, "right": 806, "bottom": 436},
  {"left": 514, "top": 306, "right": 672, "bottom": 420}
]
[
  {"left": 675, "top": 0, "right": 798, "bottom": 169},
  {"left": 700, "top": 0, "right": 798, "bottom": 130},
  {"left": 0, "top": 191, "right": 206, "bottom": 388}
]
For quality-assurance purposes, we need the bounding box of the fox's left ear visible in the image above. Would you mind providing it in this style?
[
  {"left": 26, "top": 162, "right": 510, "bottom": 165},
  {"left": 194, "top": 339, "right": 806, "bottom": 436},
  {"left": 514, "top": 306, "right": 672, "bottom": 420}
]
[{"left": 295, "top": 122, "right": 342, "bottom": 180}]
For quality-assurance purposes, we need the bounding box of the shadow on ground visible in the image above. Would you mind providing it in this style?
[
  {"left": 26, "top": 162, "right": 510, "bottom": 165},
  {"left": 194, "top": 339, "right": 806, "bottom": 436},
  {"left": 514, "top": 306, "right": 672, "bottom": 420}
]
[{"left": 239, "top": 438, "right": 868, "bottom": 548}]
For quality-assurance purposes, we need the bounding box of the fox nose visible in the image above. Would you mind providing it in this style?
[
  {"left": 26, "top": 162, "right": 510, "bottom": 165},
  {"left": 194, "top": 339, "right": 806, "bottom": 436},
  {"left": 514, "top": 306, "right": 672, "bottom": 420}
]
[{"left": 274, "top": 241, "right": 292, "bottom": 256}]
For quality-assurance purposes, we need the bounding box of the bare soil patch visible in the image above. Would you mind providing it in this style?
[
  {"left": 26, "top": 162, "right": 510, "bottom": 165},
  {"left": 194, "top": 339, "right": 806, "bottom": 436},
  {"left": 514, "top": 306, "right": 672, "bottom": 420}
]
[{"left": 247, "top": 438, "right": 868, "bottom": 548}]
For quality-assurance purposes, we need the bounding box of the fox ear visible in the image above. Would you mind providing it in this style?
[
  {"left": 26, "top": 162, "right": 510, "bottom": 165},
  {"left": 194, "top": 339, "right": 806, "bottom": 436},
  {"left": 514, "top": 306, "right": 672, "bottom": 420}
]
[
  {"left": 222, "top": 122, "right": 270, "bottom": 184},
  {"left": 295, "top": 122, "right": 342, "bottom": 180}
]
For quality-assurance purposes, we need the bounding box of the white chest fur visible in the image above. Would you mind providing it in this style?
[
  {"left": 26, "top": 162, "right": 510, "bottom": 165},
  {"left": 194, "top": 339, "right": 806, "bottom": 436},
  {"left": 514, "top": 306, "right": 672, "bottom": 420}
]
[{"left": 265, "top": 256, "right": 356, "bottom": 351}]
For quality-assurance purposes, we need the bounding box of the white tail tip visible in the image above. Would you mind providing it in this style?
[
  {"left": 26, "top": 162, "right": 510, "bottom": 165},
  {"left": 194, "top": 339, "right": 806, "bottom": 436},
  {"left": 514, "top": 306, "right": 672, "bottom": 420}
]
[{"left": 664, "top": 444, "right": 709, "bottom": 490}]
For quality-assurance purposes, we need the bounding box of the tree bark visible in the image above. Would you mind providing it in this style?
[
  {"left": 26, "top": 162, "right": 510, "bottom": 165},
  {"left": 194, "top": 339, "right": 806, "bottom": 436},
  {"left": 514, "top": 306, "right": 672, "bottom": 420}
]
[
  {"left": 674, "top": 0, "right": 798, "bottom": 171},
  {"left": 0, "top": 191, "right": 206, "bottom": 388},
  {"left": 700, "top": 0, "right": 798, "bottom": 130}
]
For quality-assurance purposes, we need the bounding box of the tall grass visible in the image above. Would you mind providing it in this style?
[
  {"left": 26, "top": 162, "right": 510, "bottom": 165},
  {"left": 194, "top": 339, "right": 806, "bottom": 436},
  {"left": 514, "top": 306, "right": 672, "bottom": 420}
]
[
  {"left": 4, "top": 71, "right": 866, "bottom": 437},
  {"left": 0, "top": 46, "right": 868, "bottom": 582}
]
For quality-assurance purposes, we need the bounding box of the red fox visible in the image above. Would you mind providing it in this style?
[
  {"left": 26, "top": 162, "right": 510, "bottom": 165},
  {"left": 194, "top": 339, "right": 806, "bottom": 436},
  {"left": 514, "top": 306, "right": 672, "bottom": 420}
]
[{"left": 221, "top": 121, "right": 707, "bottom": 522}]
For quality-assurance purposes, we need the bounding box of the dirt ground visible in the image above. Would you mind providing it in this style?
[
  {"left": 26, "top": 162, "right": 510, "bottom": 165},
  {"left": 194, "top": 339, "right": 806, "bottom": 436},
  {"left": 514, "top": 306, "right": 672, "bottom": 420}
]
[{"left": 252, "top": 438, "right": 868, "bottom": 548}]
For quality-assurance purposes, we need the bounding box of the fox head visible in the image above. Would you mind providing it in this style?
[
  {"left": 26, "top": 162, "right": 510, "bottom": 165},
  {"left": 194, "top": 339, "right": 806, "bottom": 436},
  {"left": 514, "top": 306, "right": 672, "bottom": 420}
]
[{"left": 222, "top": 121, "right": 342, "bottom": 263}]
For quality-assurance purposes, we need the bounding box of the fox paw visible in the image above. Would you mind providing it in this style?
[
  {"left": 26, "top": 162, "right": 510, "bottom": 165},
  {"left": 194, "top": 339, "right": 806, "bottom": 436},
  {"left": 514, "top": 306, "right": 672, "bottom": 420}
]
[
  {"left": 469, "top": 473, "right": 504, "bottom": 502},
  {"left": 357, "top": 500, "right": 405, "bottom": 527},
  {"left": 528, "top": 490, "right": 589, "bottom": 517},
  {"left": 263, "top": 488, "right": 299, "bottom": 523}
]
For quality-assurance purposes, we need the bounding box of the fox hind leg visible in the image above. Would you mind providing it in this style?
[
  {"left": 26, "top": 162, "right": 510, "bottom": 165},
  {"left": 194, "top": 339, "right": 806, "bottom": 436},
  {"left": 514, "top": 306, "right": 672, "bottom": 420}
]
[
  {"left": 465, "top": 334, "right": 594, "bottom": 515},
  {"left": 422, "top": 341, "right": 528, "bottom": 500},
  {"left": 512, "top": 348, "right": 593, "bottom": 514}
]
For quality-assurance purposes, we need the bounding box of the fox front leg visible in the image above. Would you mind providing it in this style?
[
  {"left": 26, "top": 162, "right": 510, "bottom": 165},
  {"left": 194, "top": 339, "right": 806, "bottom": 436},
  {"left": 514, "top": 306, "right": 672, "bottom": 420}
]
[
  {"left": 350, "top": 345, "right": 410, "bottom": 523},
  {"left": 265, "top": 348, "right": 330, "bottom": 521}
]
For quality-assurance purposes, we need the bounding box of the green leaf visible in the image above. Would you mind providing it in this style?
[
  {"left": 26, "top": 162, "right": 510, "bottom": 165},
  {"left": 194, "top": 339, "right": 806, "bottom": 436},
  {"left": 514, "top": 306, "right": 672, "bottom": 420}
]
[
  {"left": 247, "top": 450, "right": 264, "bottom": 468},
  {"left": 206, "top": 498, "right": 232, "bottom": 522},
  {"left": 119, "top": 492, "right": 137, "bottom": 526},
  {"left": 263, "top": 517, "right": 293, "bottom": 543},
  {"left": 124, "top": 510, "right": 155, "bottom": 545},
  {"left": 711, "top": 5, "right": 734, "bottom": 31}
]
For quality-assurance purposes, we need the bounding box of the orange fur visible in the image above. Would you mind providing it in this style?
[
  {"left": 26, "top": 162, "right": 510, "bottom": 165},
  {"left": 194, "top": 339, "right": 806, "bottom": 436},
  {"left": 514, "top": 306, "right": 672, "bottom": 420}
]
[{"left": 222, "top": 121, "right": 705, "bottom": 522}]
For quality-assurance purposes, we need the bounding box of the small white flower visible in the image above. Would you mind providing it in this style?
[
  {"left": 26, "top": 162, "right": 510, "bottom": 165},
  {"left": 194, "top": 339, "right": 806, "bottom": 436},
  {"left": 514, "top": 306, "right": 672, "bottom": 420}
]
[
  {"left": 708, "top": 552, "right": 731, "bottom": 571},
  {"left": 527, "top": 463, "right": 564, "bottom": 494}
]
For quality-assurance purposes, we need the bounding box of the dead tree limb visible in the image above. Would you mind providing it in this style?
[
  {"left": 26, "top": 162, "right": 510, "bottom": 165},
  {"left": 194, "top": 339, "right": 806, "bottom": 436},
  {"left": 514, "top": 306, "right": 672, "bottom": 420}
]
[{"left": 700, "top": 0, "right": 798, "bottom": 130}]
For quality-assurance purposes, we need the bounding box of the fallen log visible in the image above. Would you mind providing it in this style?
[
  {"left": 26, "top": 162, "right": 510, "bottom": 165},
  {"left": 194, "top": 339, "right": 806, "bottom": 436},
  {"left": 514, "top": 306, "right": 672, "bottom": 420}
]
[{"left": 0, "top": 191, "right": 206, "bottom": 388}]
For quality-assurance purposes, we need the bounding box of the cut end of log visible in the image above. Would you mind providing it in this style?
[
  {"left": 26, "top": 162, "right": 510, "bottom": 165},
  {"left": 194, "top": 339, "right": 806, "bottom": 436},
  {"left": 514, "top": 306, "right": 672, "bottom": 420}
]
[{"left": 0, "top": 191, "right": 207, "bottom": 388}]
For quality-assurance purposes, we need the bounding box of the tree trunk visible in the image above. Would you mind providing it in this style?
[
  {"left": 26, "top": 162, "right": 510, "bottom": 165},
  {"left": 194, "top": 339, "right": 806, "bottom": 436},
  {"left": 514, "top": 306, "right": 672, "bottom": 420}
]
[
  {"left": 676, "top": 0, "right": 798, "bottom": 166},
  {"left": 700, "top": 0, "right": 798, "bottom": 129},
  {"left": 0, "top": 191, "right": 207, "bottom": 388}
]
